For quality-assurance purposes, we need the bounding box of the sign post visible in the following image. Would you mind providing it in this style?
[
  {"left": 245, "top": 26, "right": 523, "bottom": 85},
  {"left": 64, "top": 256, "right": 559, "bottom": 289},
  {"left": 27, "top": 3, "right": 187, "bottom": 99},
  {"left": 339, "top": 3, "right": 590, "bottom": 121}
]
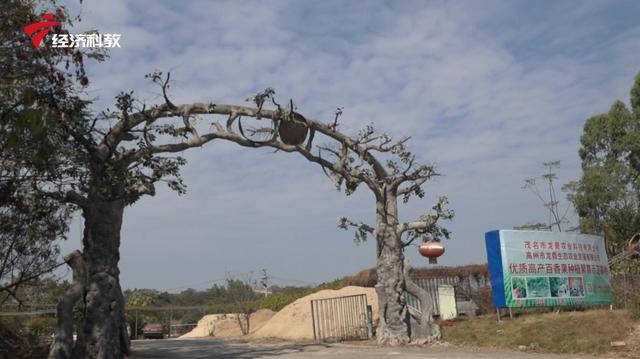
[{"left": 485, "top": 230, "right": 613, "bottom": 309}]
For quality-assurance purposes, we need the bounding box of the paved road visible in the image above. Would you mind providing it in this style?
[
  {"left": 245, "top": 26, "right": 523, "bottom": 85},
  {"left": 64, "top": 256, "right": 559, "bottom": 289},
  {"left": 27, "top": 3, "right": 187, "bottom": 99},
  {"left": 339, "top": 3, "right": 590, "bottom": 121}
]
[{"left": 131, "top": 339, "right": 606, "bottom": 359}]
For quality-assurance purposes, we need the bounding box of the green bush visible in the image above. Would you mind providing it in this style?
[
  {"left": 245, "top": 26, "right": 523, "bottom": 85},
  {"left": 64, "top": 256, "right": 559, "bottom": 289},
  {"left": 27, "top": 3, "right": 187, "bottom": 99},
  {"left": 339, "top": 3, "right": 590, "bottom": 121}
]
[
  {"left": 257, "top": 278, "right": 346, "bottom": 312},
  {"left": 259, "top": 293, "right": 304, "bottom": 312},
  {"left": 179, "top": 311, "right": 203, "bottom": 325}
]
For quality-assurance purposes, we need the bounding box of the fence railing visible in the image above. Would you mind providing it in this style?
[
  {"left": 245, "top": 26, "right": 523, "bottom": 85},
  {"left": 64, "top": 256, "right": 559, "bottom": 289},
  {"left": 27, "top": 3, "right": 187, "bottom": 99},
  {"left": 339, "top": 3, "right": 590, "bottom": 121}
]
[{"left": 0, "top": 308, "right": 56, "bottom": 316}]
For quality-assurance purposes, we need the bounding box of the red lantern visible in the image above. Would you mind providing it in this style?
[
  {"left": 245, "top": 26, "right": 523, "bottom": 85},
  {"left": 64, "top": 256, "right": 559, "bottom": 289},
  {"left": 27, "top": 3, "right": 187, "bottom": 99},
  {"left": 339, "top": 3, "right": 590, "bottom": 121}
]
[{"left": 419, "top": 241, "right": 445, "bottom": 264}]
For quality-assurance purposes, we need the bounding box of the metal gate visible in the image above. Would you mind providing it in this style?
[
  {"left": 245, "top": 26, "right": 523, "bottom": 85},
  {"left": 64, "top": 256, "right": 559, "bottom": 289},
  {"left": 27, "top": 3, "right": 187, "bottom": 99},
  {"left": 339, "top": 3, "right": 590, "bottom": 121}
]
[{"left": 310, "top": 294, "right": 370, "bottom": 342}]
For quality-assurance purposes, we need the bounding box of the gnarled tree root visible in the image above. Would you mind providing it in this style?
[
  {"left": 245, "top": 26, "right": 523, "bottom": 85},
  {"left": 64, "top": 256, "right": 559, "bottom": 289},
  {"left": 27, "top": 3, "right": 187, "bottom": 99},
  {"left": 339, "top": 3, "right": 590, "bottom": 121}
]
[
  {"left": 404, "top": 258, "right": 441, "bottom": 344},
  {"left": 48, "top": 250, "right": 86, "bottom": 359}
]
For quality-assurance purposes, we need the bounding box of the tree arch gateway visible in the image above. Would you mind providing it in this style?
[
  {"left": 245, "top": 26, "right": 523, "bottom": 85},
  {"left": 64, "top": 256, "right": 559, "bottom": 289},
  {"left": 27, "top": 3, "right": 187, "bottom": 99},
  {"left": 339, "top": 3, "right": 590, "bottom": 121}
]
[{"left": 48, "top": 73, "right": 453, "bottom": 359}]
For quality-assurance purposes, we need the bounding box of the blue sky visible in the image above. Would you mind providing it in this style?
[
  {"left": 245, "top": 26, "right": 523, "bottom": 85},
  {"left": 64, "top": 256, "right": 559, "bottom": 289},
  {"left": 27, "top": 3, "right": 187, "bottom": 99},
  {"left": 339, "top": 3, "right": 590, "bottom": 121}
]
[{"left": 56, "top": 0, "right": 640, "bottom": 291}]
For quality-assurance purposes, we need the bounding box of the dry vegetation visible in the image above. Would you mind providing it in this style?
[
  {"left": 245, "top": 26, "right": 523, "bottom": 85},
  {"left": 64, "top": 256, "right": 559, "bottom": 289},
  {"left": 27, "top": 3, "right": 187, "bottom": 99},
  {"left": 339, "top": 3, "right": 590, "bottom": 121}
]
[
  {"left": 442, "top": 309, "right": 638, "bottom": 355},
  {"left": 0, "top": 317, "right": 54, "bottom": 359},
  {"left": 612, "top": 273, "right": 640, "bottom": 319}
]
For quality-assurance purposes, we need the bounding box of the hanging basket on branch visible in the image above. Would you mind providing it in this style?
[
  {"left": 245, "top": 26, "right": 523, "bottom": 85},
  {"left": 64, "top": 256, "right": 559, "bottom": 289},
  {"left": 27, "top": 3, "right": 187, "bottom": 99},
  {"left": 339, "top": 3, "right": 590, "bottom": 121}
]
[
  {"left": 419, "top": 240, "right": 445, "bottom": 264},
  {"left": 278, "top": 112, "right": 308, "bottom": 146}
]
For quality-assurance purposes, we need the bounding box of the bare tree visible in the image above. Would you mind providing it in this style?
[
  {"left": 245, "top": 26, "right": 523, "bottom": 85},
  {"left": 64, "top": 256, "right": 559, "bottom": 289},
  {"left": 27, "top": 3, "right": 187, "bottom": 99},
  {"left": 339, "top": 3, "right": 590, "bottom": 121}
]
[
  {"left": 225, "top": 274, "right": 257, "bottom": 336},
  {"left": 519, "top": 161, "right": 573, "bottom": 232}
]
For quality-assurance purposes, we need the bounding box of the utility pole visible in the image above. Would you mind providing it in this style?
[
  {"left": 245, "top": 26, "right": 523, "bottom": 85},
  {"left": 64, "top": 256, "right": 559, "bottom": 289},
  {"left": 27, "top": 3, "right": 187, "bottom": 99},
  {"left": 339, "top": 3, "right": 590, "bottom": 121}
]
[{"left": 260, "top": 269, "right": 269, "bottom": 298}]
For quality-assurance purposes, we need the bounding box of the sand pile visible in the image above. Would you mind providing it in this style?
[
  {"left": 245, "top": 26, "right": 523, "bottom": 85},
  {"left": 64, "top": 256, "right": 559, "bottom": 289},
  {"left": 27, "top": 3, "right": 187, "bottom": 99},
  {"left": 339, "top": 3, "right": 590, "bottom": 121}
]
[
  {"left": 251, "top": 286, "right": 378, "bottom": 341},
  {"left": 180, "top": 309, "right": 275, "bottom": 338}
]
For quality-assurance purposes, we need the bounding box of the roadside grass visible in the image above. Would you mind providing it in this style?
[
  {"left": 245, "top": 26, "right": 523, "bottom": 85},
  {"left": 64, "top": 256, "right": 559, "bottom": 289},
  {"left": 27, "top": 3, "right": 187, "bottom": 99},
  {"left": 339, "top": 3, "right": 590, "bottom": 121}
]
[{"left": 441, "top": 309, "right": 637, "bottom": 355}]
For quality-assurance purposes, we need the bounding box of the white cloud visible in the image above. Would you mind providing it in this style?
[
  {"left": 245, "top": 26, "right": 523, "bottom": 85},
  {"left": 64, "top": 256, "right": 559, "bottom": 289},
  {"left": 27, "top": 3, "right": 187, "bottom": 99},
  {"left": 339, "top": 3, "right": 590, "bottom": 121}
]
[{"left": 59, "top": 0, "right": 640, "bottom": 290}]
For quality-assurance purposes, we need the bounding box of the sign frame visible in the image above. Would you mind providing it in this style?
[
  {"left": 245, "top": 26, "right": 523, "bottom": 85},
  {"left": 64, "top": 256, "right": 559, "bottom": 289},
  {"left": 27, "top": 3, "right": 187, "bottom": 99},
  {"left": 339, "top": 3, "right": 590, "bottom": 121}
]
[{"left": 485, "top": 230, "right": 613, "bottom": 308}]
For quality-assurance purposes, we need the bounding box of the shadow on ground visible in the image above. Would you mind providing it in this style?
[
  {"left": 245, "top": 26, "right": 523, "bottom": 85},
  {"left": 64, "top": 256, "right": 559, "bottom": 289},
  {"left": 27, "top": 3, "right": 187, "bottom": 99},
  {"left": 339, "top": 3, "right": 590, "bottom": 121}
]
[
  {"left": 131, "top": 338, "right": 607, "bottom": 359},
  {"left": 132, "top": 339, "right": 330, "bottom": 359}
]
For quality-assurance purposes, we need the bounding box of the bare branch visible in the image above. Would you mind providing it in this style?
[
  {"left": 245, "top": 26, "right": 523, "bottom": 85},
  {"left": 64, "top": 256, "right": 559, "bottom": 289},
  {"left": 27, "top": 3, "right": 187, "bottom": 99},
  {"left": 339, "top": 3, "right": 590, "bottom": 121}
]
[
  {"left": 305, "top": 127, "right": 316, "bottom": 152},
  {"left": 125, "top": 103, "right": 383, "bottom": 196},
  {"left": 331, "top": 107, "right": 343, "bottom": 131},
  {"left": 394, "top": 164, "right": 438, "bottom": 189},
  {"left": 362, "top": 136, "right": 408, "bottom": 153},
  {"left": 133, "top": 180, "right": 155, "bottom": 197},
  {"left": 397, "top": 196, "right": 452, "bottom": 235},
  {"left": 161, "top": 72, "right": 177, "bottom": 109},
  {"left": 398, "top": 177, "right": 428, "bottom": 196},
  {"left": 398, "top": 218, "right": 438, "bottom": 234},
  {"left": 402, "top": 230, "right": 424, "bottom": 248},
  {"left": 338, "top": 217, "right": 375, "bottom": 234},
  {"left": 394, "top": 165, "right": 438, "bottom": 203},
  {"left": 40, "top": 189, "right": 88, "bottom": 208},
  {"left": 0, "top": 260, "right": 66, "bottom": 293},
  {"left": 338, "top": 217, "right": 374, "bottom": 243}
]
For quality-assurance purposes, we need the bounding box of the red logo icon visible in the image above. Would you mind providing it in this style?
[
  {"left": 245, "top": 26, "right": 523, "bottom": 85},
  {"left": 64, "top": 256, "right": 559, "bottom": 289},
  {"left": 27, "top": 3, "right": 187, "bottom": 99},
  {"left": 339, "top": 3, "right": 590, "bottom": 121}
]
[{"left": 23, "top": 13, "right": 60, "bottom": 49}]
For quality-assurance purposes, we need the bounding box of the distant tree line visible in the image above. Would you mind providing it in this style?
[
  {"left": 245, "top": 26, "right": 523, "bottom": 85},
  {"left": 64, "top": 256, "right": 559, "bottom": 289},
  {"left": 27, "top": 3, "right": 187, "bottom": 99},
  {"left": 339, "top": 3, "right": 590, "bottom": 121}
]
[{"left": 520, "top": 73, "right": 640, "bottom": 274}]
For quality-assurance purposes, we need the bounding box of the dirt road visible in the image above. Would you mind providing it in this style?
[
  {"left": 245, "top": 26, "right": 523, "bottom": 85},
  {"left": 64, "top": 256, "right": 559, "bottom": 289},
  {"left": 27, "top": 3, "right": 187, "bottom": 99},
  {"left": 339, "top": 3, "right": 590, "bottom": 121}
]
[{"left": 131, "top": 339, "right": 606, "bottom": 359}]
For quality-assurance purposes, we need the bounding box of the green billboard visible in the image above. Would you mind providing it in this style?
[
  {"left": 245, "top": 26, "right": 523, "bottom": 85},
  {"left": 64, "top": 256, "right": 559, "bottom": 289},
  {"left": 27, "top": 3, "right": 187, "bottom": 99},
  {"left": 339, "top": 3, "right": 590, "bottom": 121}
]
[{"left": 485, "top": 230, "right": 614, "bottom": 308}]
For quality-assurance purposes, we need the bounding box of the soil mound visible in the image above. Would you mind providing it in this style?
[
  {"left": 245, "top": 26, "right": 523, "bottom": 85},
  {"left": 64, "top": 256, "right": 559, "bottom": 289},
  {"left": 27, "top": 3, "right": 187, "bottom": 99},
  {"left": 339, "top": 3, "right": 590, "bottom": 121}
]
[
  {"left": 180, "top": 309, "right": 275, "bottom": 338},
  {"left": 251, "top": 286, "right": 378, "bottom": 340}
]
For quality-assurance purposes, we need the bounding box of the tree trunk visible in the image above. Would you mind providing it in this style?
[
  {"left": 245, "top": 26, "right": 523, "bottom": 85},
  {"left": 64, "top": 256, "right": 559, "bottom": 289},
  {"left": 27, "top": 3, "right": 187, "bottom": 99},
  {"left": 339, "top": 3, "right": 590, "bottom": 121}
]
[
  {"left": 374, "top": 191, "right": 411, "bottom": 345},
  {"left": 78, "top": 197, "right": 130, "bottom": 358},
  {"left": 50, "top": 197, "right": 130, "bottom": 359}
]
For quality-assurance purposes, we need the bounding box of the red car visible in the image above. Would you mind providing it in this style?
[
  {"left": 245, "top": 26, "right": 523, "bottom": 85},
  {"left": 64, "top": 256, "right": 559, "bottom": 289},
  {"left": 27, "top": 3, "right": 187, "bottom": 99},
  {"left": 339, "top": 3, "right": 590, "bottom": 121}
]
[{"left": 142, "top": 323, "right": 164, "bottom": 339}]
